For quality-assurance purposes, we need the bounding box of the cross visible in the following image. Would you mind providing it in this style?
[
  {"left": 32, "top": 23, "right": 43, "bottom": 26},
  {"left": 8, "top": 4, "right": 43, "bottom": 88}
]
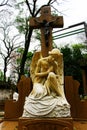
[{"left": 30, "top": 6, "right": 64, "bottom": 57}]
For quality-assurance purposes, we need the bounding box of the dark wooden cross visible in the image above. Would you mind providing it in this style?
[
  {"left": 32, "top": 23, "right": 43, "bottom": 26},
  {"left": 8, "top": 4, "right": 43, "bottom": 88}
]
[{"left": 30, "top": 6, "right": 64, "bottom": 57}]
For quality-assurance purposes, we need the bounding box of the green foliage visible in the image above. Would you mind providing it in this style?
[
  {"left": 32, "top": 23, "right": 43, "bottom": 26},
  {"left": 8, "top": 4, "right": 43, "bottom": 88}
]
[
  {"left": 27, "top": 51, "right": 33, "bottom": 60},
  {"left": 15, "top": 16, "right": 29, "bottom": 34},
  {"left": 0, "top": 75, "right": 16, "bottom": 90},
  {"left": 61, "top": 45, "right": 72, "bottom": 61},
  {"left": 0, "top": 80, "right": 16, "bottom": 90},
  {"left": 75, "top": 44, "right": 87, "bottom": 67},
  {"left": 15, "top": 2, "right": 30, "bottom": 35},
  {"left": 16, "top": 48, "right": 24, "bottom": 65},
  {"left": 25, "top": 51, "right": 33, "bottom": 76},
  {"left": 72, "top": 45, "right": 83, "bottom": 61},
  {"left": 60, "top": 44, "right": 87, "bottom": 77},
  {"left": 60, "top": 45, "right": 73, "bottom": 76},
  {"left": 17, "top": 47, "right": 24, "bottom": 54},
  {"left": 15, "top": 48, "right": 33, "bottom": 77},
  {"left": 60, "top": 44, "right": 87, "bottom": 94},
  {"left": 0, "top": 70, "right": 4, "bottom": 81},
  {"left": 34, "top": 30, "right": 41, "bottom": 41}
]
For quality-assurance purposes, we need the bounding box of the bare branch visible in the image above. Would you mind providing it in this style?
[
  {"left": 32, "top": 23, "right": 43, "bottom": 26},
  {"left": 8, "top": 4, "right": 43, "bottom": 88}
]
[
  {"left": 0, "top": 0, "right": 12, "bottom": 7},
  {"left": 0, "top": 0, "right": 8, "bottom": 6},
  {"left": 32, "top": 0, "right": 37, "bottom": 16},
  {"left": 47, "top": 0, "right": 55, "bottom": 5},
  {"left": 0, "top": 20, "right": 23, "bottom": 81},
  {"left": 34, "top": 0, "right": 54, "bottom": 17},
  {"left": 25, "top": 0, "right": 33, "bottom": 16},
  {"left": 0, "top": 51, "right": 5, "bottom": 59}
]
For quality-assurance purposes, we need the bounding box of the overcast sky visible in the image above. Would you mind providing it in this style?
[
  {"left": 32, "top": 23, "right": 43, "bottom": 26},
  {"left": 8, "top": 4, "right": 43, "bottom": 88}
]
[
  {"left": 60, "top": 0, "right": 87, "bottom": 27},
  {"left": 38, "top": 0, "right": 87, "bottom": 27}
]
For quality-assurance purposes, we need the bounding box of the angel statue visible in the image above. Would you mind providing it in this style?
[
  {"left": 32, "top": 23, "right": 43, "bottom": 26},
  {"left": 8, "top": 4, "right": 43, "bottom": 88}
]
[{"left": 22, "top": 48, "right": 70, "bottom": 117}]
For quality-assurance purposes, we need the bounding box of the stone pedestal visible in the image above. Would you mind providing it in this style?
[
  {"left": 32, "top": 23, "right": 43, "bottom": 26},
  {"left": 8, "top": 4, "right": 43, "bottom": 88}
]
[{"left": 18, "top": 117, "right": 73, "bottom": 130}]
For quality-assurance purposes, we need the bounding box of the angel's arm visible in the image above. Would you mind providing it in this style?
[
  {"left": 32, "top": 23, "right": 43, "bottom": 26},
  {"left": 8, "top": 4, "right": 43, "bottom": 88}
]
[{"left": 35, "top": 60, "right": 53, "bottom": 77}]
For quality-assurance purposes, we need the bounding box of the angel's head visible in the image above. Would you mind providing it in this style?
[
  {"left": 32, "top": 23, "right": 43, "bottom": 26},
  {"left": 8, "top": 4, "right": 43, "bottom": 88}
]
[
  {"left": 49, "top": 48, "right": 62, "bottom": 55},
  {"left": 49, "top": 48, "right": 62, "bottom": 60}
]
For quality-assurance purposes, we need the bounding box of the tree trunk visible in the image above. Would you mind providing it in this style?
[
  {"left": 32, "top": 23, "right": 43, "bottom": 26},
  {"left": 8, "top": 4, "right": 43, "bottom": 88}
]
[
  {"left": 18, "top": 28, "right": 33, "bottom": 81},
  {"left": 4, "top": 60, "right": 7, "bottom": 82}
]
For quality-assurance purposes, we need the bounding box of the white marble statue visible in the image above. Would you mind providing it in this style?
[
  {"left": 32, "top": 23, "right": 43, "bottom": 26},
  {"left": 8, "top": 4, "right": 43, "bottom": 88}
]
[{"left": 22, "top": 48, "right": 71, "bottom": 117}]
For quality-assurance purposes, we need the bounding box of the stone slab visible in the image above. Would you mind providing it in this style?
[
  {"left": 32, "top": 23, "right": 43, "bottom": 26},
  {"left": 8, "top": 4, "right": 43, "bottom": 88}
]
[{"left": 18, "top": 117, "right": 73, "bottom": 130}]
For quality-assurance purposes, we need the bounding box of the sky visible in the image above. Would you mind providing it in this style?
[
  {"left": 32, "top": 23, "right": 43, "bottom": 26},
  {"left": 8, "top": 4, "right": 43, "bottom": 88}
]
[
  {"left": 37, "top": 0, "right": 87, "bottom": 27},
  {"left": 54, "top": 0, "right": 87, "bottom": 47},
  {"left": 60, "top": 0, "right": 87, "bottom": 27}
]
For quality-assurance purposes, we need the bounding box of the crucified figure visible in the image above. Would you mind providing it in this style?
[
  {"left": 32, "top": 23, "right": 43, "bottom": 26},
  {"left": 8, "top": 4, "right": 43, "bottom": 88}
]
[{"left": 35, "top": 18, "right": 58, "bottom": 47}]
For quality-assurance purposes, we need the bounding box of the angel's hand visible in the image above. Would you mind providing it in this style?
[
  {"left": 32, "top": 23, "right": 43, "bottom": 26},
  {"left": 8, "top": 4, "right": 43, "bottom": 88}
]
[{"left": 47, "top": 66, "right": 53, "bottom": 73}]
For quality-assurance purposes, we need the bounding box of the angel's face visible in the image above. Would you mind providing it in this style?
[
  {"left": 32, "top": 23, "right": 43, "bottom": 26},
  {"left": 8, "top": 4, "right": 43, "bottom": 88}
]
[
  {"left": 49, "top": 54, "right": 58, "bottom": 61},
  {"left": 48, "top": 55, "right": 54, "bottom": 62}
]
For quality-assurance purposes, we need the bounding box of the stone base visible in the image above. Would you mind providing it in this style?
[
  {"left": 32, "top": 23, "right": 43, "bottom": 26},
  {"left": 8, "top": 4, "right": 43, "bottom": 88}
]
[
  {"left": 18, "top": 117, "right": 73, "bottom": 130},
  {"left": 0, "top": 121, "right": 18, "bottom": 130}
]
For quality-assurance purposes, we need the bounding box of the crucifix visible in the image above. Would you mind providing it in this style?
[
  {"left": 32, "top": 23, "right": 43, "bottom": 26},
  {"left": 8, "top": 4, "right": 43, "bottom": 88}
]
[{"left": 30, "top": 6, "right": 64, "bottom": 57}]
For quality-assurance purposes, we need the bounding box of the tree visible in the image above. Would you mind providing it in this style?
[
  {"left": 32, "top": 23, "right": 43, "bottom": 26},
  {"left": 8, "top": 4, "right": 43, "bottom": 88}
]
[
  {"left": 10, "top": 48, "right": 33, "bottom": 83},
  {"left": 0, "top": 70, "right": 4, "bottom": 81},
  {"left": 15, "top": 0, "right": 65, "bottom": 80},
  {"left": 0, "top": 0, "right": 17, "bottom": 13},
  {"left": 60, "top": 44, "right": 87, "bottom": 94},
  {"left": 0, "top": 0, "right": 9, "bottom": 6},
  {"left": 0, "top": 21, "right": 22, "bottom": 81}
]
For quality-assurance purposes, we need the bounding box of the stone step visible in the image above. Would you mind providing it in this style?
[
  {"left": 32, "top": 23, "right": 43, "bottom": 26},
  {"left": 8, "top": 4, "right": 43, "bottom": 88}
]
[{"left": 0, "top": 121, "right": 18, "bottom": 130}]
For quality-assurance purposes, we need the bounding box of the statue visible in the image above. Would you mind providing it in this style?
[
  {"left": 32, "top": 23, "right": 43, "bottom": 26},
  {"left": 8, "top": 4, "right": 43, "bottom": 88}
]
[{"left": 22, "top": 48, "right": 70, "bottom": 117}]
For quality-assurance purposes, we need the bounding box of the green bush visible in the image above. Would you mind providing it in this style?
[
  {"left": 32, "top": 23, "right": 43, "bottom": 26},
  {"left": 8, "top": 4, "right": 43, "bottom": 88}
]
[{"left": 60, "top": 44, "right": 87, "bottom": 95}]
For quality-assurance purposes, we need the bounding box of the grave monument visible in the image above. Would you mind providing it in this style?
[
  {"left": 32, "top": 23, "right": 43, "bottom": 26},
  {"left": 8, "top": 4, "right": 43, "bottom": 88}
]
[
  {"left": 22, "top": 5, "right": 70, "bottom": 118},
  {"left": 18, "top": 6, "right": 73, "bottom": 130},
  {"left": 3, "top": 6, "right": 87, "bottom": 130}
]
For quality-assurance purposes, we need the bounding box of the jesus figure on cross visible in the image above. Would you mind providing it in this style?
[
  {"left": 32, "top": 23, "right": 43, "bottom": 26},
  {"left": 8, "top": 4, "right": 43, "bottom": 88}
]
[
  {"left": 30, "top": 6, "right": 63, "bottom": 57},
  {"left": 35, "top": 18, "right": 58, "bottom": 47}
]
